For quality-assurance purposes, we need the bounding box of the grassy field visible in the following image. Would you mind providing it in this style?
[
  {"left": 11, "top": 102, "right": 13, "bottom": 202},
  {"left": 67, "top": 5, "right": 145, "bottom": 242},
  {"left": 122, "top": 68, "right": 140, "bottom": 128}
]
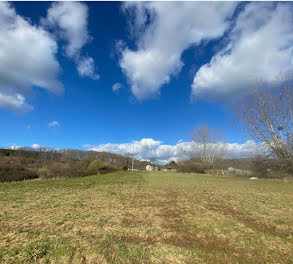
[{"left": 0, "top": 171, "right": 293, "bottom": 264}]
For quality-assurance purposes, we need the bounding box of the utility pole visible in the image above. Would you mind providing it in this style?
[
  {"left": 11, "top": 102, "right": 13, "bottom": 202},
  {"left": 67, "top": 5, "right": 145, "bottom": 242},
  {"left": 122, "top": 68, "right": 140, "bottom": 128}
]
[{"left": 131, "top": 141, "right": 134, "bottom": 172}]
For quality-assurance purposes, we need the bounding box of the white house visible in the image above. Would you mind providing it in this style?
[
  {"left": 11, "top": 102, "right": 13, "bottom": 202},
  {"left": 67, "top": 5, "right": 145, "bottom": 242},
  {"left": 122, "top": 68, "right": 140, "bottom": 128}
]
[{"left": 146, "top": 165, "right": 154, "bottom": 171}]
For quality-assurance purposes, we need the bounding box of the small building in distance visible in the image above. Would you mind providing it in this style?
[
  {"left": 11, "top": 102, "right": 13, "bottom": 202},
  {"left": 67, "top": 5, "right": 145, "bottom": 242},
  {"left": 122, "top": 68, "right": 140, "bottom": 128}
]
[{"left": 146, "top": 165, "right": 154, "bottom": 171}]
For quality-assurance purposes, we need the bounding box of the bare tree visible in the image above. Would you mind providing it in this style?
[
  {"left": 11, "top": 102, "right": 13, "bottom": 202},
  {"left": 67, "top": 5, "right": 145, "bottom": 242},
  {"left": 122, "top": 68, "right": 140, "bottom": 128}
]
[
  {"left": 149, "top": 157, "right": 158, "bottom": 169},
  {"left": 234, "top": 72, "right": 293, "bottom": 160},
  {"left": 192, "top": 125, "right": 227, "bottom": 169}
]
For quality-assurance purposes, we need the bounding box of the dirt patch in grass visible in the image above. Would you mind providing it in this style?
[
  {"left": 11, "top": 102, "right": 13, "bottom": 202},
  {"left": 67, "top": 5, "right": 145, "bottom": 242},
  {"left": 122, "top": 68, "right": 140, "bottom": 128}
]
[
  {"left": 154, "top": 187, "right": 234, "bottom": 252},
  {"left": 205, "top": 200, "right": 291, "bottom": 238}
]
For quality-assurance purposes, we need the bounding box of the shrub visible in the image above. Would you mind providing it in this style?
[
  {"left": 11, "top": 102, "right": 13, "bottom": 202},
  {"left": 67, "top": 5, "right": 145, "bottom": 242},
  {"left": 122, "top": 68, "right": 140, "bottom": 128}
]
[
  {"left": 37, "top": 167, "right": 54, "bottom": 179},
  {"left": 75, "top": 159, "right": 92, "bottom": 177},
  {"left": 38, "top": 161, "right": 93, "bottom": 179},
  {"left": 0, "top": 164, "right": 38, "bottom": 182},
  {"left": 87, "top": 160, "right": 117, "bottom": 175},
  {"left": 178, "top": 161, "right": 205, "bottom": 174},
  {"left": 252, "top": 156, "right": 293, "bottom": 178},
  {"left": 0, "top": 157, "right": 118, "bottom": 182},
  {"left": 87, "top": 160, "right": 103, "bottom": 175},
  {"left": 47, "top": 162, "right": 80, "bottom": 178},
  {"left": 98, "top": 163, "right": 117, "bottom": 174}
]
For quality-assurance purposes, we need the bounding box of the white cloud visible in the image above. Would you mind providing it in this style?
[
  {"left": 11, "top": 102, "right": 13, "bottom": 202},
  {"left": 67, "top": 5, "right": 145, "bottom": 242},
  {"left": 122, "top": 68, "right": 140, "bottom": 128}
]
[
  {"left": 0, "top": 93, "right": 33, "bottom": 113},
  {"left": 82, "top": 144, "right": 92, "bottom": 149},
  {"left": 88, "top": 138, "right": 162, "bottom": 160},
  {"left": 0, "top": 2, "right": 62, "bottom": 113},
  {"left": 31, "top": 144, "right": 40, "bottom": 149},
  {"left": 45, "top": 1, "right": 88, "bottom": 57},
  {"left": 10, "top": 144, "right": 21, "bottom": 150},
  {"left": 84, "top": 138, "right": 262, "bottom": 164},
  {"left": 112, "top": 82, "right": 124, "bottom": 92},
  {"left": 48, "top": 121, "right": 60, "bottom": 127},
  {"left": 45, "top": 2, "right": 99, "bottom": 79},
  {"left": 77, "top": 57, "right": 99, "bottom": 80},
  {"left": 192, "top": 2, "right": 293, "bottom": 98},
  {"left": 119, "top": 2, "right": 237, "bottom": 100}
]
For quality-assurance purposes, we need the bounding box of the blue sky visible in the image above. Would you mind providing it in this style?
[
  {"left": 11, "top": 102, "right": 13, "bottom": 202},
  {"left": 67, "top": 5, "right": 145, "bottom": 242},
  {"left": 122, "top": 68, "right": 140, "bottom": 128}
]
[{"left": 0, "top": 1, "right": 292, "bottom": 162}]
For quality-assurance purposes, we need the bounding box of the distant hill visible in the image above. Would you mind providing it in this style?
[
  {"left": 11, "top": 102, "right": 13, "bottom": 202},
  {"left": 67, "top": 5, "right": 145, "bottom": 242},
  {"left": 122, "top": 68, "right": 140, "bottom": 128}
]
[{"left": 0, "top": 147, "right": 149, "bottom": 170}]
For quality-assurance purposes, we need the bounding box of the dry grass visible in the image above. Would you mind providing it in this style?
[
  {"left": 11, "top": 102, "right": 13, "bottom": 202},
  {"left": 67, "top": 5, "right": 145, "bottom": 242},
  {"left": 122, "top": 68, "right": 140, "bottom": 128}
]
[{"left": 0, "top": 171, "right": 293, "bottom": 263}]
